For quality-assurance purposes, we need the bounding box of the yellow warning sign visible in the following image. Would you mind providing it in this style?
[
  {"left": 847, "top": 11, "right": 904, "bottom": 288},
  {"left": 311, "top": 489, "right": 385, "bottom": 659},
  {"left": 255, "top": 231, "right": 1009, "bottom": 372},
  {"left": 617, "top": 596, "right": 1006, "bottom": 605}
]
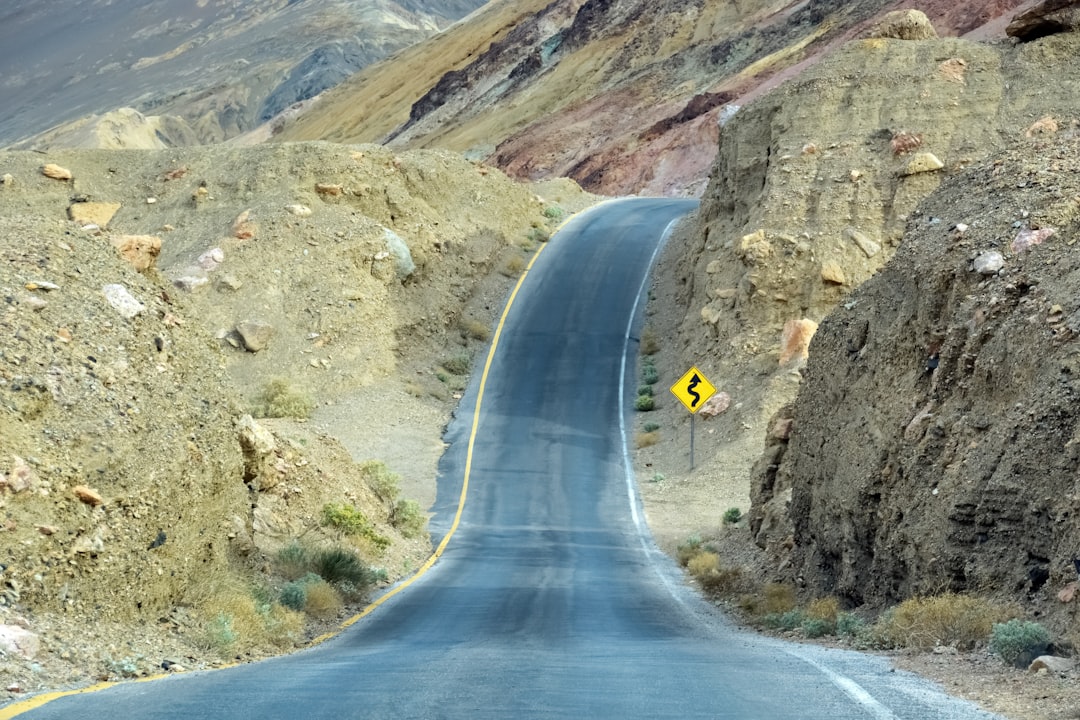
[{"left": 670, "top": 366, "right": 716, "bottom": 414}]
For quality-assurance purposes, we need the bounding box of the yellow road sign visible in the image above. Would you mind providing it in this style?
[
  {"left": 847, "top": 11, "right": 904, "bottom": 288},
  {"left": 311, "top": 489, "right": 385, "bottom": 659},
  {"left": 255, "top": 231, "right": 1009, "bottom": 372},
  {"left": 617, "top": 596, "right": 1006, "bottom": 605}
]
[{"left": 670, "top": 366, "right": 716, "bottom": 414}]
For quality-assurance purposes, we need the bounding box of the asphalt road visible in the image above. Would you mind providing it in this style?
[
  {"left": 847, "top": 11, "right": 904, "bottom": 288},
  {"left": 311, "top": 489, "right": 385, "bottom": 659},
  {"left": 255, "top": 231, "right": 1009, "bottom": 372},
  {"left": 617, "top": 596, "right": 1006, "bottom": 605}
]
[{"left": 10, "top": 198, "right": 1002, "bottom": 719}]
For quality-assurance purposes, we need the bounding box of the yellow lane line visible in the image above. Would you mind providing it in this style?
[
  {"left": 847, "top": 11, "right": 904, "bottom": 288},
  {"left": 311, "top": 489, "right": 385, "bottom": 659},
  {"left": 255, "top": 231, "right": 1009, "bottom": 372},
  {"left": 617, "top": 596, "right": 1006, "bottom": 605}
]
[{"left": 0, "top": 234, "right": 553, "bottom": 719}]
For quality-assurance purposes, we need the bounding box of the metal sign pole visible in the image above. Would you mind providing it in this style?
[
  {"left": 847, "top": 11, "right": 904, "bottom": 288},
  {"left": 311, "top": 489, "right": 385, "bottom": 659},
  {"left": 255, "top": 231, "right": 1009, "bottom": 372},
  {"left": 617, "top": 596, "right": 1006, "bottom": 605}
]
[{"left": 690, "top": 413, "right": 695, "bottom": 471}]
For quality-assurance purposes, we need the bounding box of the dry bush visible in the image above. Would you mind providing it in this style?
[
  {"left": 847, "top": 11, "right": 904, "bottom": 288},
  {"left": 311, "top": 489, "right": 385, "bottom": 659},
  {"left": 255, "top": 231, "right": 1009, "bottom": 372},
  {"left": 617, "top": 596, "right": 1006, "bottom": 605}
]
[
  {"left": 640, "top": 326, "right": 660, "bottom": 355},
  {"left": 304, "top": 580, "right": 344, "bottom": 619},
  {"left": 687, "top": 551, "right": 746, "bottom": 598},
  {"left": 687, "top": 551, "right": 720, "bottom": 577},
  {"left": 501, "top": 255, "right": 526, "bottom": 277},
  {"left": 635, "top": 431, "right": 660, "bottom": 448},
  {"left": 741, "top": 582, "right": 797, "bottom": 617},
  {"left": 806, "top": 597, "right": 840, "bottom": 624},
  {"left": 197, "top": 589, "right": 303, "bottom": 656},
  {"left": 872, "top": 594, "right": 1012, "bottom": 650},
  {"left": 462, "top": 319, "right": 490, "bottom": 341}
]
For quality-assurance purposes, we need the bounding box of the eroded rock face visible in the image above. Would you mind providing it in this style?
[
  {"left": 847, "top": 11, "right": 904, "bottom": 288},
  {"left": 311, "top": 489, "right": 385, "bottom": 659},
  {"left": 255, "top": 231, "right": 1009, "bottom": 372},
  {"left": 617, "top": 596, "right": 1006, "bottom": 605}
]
[
  {"left": 754, "top": 135, "right": 1080, "bottom": 612},
  {"left": 866, "top": 9, "right": 939, "bottom": 40}
]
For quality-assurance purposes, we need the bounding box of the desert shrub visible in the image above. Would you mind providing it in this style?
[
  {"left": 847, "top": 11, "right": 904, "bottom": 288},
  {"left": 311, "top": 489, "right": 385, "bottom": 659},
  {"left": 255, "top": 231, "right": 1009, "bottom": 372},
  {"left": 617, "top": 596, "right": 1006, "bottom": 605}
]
[
  {"left": 802, "top": 617, "right": 833, "bottom": 638},
  {"left": 253, "top": 378, "right": 314, "bottom": 419},
  {"left": 392, "top": 498, "right": 427, "bottom": 538},
  {"left": 745, "top": 583, "right": 798, "bottom": 617},
  {"left": 321, "top": 503, "right": 392, "bottom": 552},
  {"left": 304, "top": 579, "right": 344, "bottom": 619},
  {"left": 836, "top": 612, "right": 866, "bottom": 637},
  {"left": 637, "top": 384, "right": 654, "bottom": 397},
  {"left": 202, "top": 613, "right": 239, "bottom": 655},
  {"left": 636, "top": 431, "right": 660, "bottom": 448},
  {"left": 527, "top": 227, "right": 550, "bottom": 244},
  {"left": 502, "top": 255, "right": 526, "bottom": 276},
  {"left": 640, "top": 326, "right": 660, "bottom": 355},
  {"left": 806, "top": 597, "right": 840, "bottom": 625},
  {"left": 543, "top": 205, "right": 566, "bottom": 222},
  {"left": 635, "top": 395, "right": 655, "bottom": 411},
  {"left": 360, "top": 460, "right": 400, "bottom": 502},
  {"left": 641, "top": 363, "right": 659, "bottom": 385},
  {"left": 276, "top": 541, "right": 311, "bottom": 580},
  {"left": 990, "top": 619, "right": 1051, "bottom": 667},
  {"left": 279, "top": 579, "right": 310, "bottom": 611},
  {"left": 687, "top": 551, "right": 719, "bottom": 578},
  {"left": 404, "top": 380, "right": 425, "bottom": 397},
  {"left": 873, "top": 594, "right": 1009, "bottom": 650},
  {"left": 311, "top": 546, "right": 378, "bottom": 589},
  {"left": 650, "top": 473, "right": 665, "bottom": 483},
  {"left": 676, "top": 535, "right": 704, "bottom": 567},
  {"left": 463, "top": 318, "right": 491, "bottom": 341},
  {"left": 443, "top": 353, "right": 471, "bottom": 376},
  {"left": 722, "top": 507, "right": 742, "bottom": 525},
  {"left": 763, "top": 609, "right": 806, "bottom": 631},
  {"left": 643, "top": 422, "right": 660, "bottom": 432}
]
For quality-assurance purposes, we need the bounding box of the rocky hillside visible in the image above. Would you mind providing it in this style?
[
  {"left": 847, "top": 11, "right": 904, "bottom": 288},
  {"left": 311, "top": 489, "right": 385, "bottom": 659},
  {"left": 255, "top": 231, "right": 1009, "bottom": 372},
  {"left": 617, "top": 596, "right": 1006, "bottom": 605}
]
[
  {"left": 0, "top": 142, "right": 591, "bottom": 696},
  {"left": 0, "top": 0, "right": 489, "bottom": 150},
  {"left": 649, "top": 4, "right": 1080, "bottom": 623},
  {"left": 279, "top": 0, "right": 1032, "bottom": 196}
]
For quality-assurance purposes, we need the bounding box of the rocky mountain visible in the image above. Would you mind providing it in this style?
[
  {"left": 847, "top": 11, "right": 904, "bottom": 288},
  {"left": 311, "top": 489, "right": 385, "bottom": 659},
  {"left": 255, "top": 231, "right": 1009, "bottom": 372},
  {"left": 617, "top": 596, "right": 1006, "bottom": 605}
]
[
  {"left": 279, "top": 0, "right": 1033, "bottom": 196},
  {"left": 0, "top": 0, "right": 489, "bottom": 150}
]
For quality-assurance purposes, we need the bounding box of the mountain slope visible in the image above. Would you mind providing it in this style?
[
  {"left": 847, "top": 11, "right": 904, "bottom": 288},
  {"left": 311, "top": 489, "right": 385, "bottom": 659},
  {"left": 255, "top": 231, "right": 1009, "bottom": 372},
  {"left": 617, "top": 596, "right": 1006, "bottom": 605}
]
[
  {"left": 279, "top": 0, "right": 1032, "bottom": 196},
  {"left": 0, "top": 0, "right": 488, "bottom": 149}
]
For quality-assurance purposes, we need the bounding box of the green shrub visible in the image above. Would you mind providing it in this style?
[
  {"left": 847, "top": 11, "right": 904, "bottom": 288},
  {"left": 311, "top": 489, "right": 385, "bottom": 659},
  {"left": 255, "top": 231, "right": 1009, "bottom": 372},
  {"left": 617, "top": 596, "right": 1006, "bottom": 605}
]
[
  {"left": 392, "top": 499, "right": 427, "bottom": 538},
  {"left": 990, "top": 619, "right": 1051, "bottom": 667},
  {"left": 637, "top": 384, "right": 654, "bottom": 397},
  {"left": 311, "top": 546, "right": 378, "bottom": 588},
  {"left": 635, "top": 395, "right": 655, "bottom": 411},
  {"left": 641, "top": 364, "right": 659, "bottom": 385},
  {"left": 543, "top": 205, "right": 565, "bottom": 222},
  {"left": 443, "top": 353, "right": 471, "bottom": 376},
  {"left": 763, "top": 609, "right": 806, "bottom": 631},
  {"left": 527, "top": 227, "right": 550, "bottom": 244},
  {"left": 676, "top": 535, "right": 703, "bottom": 567},
  {"left": 836, "top": 612, "right": 866, "bottom": 637},
  {"left": 253, "top": 378, "right": 314, "bottom": 419},
  {"left": 650, "top": 473, "right": 665, "bottom": 483},
  {"left": 360, "top": 460, "right": 401, "bottom": 502},
  {"left": 279, "top": 580, "right": 309, "bottom": 611},
  {"left": 722, "top": 507, "right": 742, "bottom": 525},
  {"left": 322, "top": 502, "right": 372, "bottom": 535},
  {"left": 643, "top": 422, "right": 660, "bottom": 433},
  {"left": 802, "top": 617, "right": 834, "bottom": 639},
  {"left": 203, "top": 613, "right": 239, "bottom": 655},
  {"left": 275, "top": 542, "right": 311, "bottom": 580}
]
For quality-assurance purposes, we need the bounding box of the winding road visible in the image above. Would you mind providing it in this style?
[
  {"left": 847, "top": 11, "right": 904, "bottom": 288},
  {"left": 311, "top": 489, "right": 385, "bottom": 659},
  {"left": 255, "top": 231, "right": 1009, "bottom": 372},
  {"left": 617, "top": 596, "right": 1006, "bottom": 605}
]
[{"left": 8, "top": 198, "right": 1000, "bottom": 719}]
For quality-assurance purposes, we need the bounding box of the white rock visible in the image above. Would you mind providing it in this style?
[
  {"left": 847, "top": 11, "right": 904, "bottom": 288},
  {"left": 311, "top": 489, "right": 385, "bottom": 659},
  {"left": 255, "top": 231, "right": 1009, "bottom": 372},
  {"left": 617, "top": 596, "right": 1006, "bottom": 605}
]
[
  {"left": 285, "top": 204, "right": 313, "bottom": 217},
  {"left": 0, "top": 625, "right": 40, "bottom": 660},
  {"left": 973, "top": 251, "right": 1004, "bottom": 275},
  {"left": 101, "top": 284, "right": 146, "bottom": 319}
]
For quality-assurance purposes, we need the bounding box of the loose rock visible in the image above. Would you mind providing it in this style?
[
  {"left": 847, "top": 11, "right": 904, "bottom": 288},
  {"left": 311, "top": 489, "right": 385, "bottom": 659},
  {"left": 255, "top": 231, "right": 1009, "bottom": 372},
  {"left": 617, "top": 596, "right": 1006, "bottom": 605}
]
[
  {"left": 1012, "top": 227, "right": 1056, "bottom": 253},
  {"left": 1007, "top": 0, "right": 1080, "bottom": 42},
  {"left": 821, "top": 262, "right": 847, "bottom": 285},
  {"left": 235, "top": 321, "right": 275, "bottom": 353},
  {"left": 779, "top": 318, "right": 818, "bottom": 365},
  {"left": 285, "top": 204, "right": 312, "bottom": 217},
  {"left": 101, "top": 284, "right": 147, "bottom": 319},
  {"left": 973, "top": 251, "right": 1004, "bottom": 274},
  {"left": 110, "top": 234, "right": 162, "bottom": 272},
  {"left": 73, "top": 485, "right": 104, "bottom": 506},
  {"left": 42, "top": 164, "right": 72, "bottom": 181},
  {"left": 904, "top": 153, "right": 945, "bottom": 175},
  {"left": 68, "top": 202, "right": 121, "bottom": 228},
  {"left": 0, "top": 625, "right": 40, "bottom": 660},
  {"left": 699, "top": 392, "right": 731, "bottom": 419}
]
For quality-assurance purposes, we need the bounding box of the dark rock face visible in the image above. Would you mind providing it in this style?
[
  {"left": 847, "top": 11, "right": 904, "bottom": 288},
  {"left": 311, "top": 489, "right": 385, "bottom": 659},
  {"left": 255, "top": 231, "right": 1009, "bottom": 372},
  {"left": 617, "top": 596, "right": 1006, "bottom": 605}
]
[
  {"left": 757, "top": 134, "right": 1080, "bottom": 611},
  {"left": 1007, "top": 0, "right": 1080, "bottom": 41},
  {"left": 261, "top": 42, "right": 381, "bottom": 122}
]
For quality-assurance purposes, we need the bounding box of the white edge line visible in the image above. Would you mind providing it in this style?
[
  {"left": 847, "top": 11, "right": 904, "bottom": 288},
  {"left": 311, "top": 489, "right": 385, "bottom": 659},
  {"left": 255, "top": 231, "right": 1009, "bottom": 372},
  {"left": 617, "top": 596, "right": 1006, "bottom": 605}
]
[{"left": 617, "top": 211, "right": 899, "bottom": 720}]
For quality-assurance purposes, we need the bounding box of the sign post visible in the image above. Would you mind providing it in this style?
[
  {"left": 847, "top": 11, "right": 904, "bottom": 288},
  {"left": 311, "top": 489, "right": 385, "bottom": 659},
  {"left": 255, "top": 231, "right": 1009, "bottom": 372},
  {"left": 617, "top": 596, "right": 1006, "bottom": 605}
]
[{"left": 670, "top": 366, "right": 716, "bottom": 471}]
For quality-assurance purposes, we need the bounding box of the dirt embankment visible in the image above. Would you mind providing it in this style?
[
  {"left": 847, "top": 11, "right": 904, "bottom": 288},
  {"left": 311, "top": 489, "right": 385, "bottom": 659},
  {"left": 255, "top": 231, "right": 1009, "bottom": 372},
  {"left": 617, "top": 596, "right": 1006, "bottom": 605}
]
[{"left": 0, "top": 142, "right": 594, "bottom": 698}]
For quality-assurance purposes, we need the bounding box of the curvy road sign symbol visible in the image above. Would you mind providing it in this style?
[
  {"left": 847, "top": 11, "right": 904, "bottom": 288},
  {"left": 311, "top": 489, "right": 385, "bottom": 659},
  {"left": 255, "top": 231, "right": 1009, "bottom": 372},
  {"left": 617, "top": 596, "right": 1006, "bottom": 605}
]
[{"left": 670, "top": 365, "right": 716, "bottom": 414}]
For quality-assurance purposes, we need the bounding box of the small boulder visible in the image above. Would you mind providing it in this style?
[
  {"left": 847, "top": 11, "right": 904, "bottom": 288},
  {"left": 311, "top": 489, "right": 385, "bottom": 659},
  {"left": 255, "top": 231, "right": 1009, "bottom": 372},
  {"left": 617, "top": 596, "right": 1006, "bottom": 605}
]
[
  {"left": 699, "top": 392, "right": 731, "bottom": 419},
  {"left": 102, "top": 284, "right": 146, "bottom": 319},
  {"left": 904, "top": 153, "right": 945, "bottom": 175},
  {"left": 73, "top": 484, "right": 104, "bottom": 506},
  {"left": 315, "top": 183, "right": 343, "bottom": 196},
  {"left": 0, "top": 625, "right": 40, "bottom": 660},
  {"left": 1, "top": 173, "right": 13, "bottom": 187},
  {"left": 1007, "top": 0, "right": 1080, "bottom": 42},
  {"left": 110, "top": 234, "right": 161, "bottom": 272},
  {"left": 42, "top": 164, "right": 72, "bottom": 181},
  {"left": 285, "top": 204, "right": 312, "bottom": 217},
  {"left": 1012, "top": 227, "right": 1056, "bottom": 253},
  {"left": 821, "top": 262, "right": 847, "bottom": 285},
  {"left": 973, "top": 251, "right": 1004, "bottom": 275},
  {"left": 383, "top": 228, "right": 415, "bottom": 280},
  {"left": 1029, "top": 655, "right": 1075, "bottom": 673},
  {"left": 232, "top": 209, "right": 256, "bottom": 240},
  {"left": 236, "top": 321, "right": 275, "bottom": 353},
  {"left": 844, "top": 228, "right": 881, "bottom": 258},
  {"left": 867, "top": 10, "right": 938, "bottom": 40},
  {"left": 69, "top": 202, "right": 121, "bottom": 228}
]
